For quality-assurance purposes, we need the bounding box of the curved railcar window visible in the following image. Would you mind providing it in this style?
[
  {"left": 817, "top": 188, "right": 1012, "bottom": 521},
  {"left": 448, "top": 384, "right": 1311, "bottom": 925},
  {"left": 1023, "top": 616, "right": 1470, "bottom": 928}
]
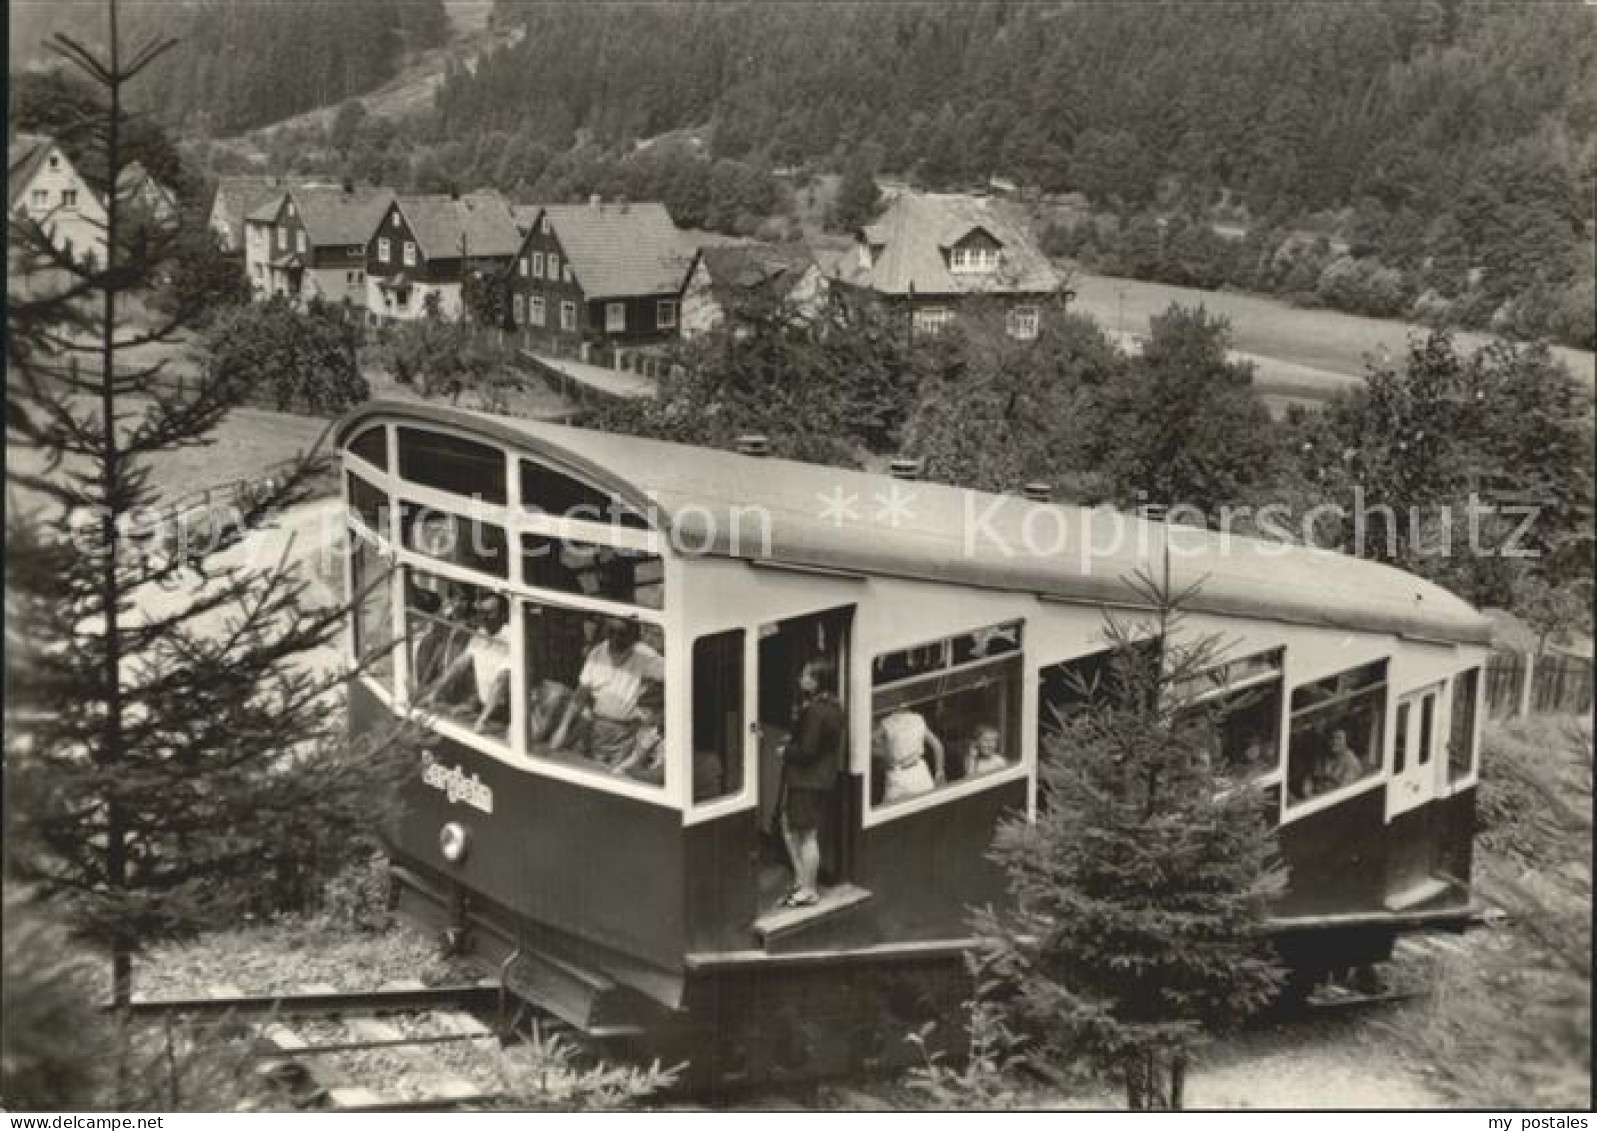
[
  {"left": 521, "top": 459, "right": 649, "bottom": 528},
  {"left": 521, "top": 533, "right": 663, "bottom": 610},
  {"left": 347, "top": 472, "right": 389, "bottom": 534},
  {"left": 523, "top": 603, "right": 666, "bottom": 788},
  {"left": 397, "top": 428, "right": 507, "bottom": 504},
  {"left": 349, "top": 426, "right": 388, "bottom": 469},
  {"left": 1173, "top": 648, "right": 1283, "bottom": 788},
  {"left": 1286, "top": 660, "right": 1386, "bottom": 807},
  {"left": 401, "top": 502, "right": 508, "bottom": 578},
  {"left": 1447, "top": 667, "right": 1480, "bottom": 783},
  {"left": 351, "top": 537, "right": 395, "bottom": 689},
  {"left": 871, "top": 622, "right": 1024, "bottom": 808},
  {"left": 404, "top": 567, "right": 511, "bottom": 746},
  {"left": 692, "top": 630, "right": 745, "bottom": 804}
]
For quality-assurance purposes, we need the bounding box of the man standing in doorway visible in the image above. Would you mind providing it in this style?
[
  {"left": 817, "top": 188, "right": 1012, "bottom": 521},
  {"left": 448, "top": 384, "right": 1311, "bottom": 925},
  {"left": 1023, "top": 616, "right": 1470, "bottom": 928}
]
[{"left": 778, "top": 657, "right": 845, "bottom": 908}]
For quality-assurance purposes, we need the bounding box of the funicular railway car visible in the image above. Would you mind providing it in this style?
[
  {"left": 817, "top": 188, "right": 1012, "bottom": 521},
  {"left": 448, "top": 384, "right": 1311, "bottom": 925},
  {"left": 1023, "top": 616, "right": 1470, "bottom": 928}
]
[{"left": 337, "top": 402, "right": 1493, "bottom": 1079}]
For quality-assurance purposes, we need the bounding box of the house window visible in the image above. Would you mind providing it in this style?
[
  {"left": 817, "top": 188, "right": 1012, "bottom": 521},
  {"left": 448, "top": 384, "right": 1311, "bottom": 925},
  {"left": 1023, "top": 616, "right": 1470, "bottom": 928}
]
[
  {"left": 1007, "top": 305, "right": 1039, "bottom": 341},
  {"left": 519, "top": 257, "right": 529, "bottom": 277},
  {"left": 950, "top": 245, "right": 1001, "bottom": 274},
  {"left": 529, "top": 295, "right": 546, "bottom": 326},
  {"left": 286, "top": 202, "right": 296, "bottom": 217},
  {"left": 541, "top": 216, "right": 551, "bottom": 234},
  {"left": 47, "top": 154, "right": 60, "bottom": 171},
  {"left": 513, "top": 293, "right": 526, "bottom": 324},
  {"left": 563, "top": 264, "right": 574, "bottom": 284},
  {"left": 560, "top": 300, "right": 577, "bottom": 331},
  {"left": 403, "top": 241, "right": 417, "bottom": 266},
  {"left": 547, "top": 253, "right": 561, "bottom": 281},
  {"left": 657, "top": 299, "right": 678, "bottom": 329},
  {"left": 871, "top": 621, "right": 1023, "bottom": 812},
  {"left": 1286, "top": 660, "right": 1386, "bottom": 808},
  {"left": 392, "top": 213, "right": 403, "bottom": 229},
  {"left": 30, "top": 189, "right": 48, "bottom": 208},
  {"left": 912, "top": 307, "right": 951, "bottom": 335},
  {"left": 61, "top": 189, "right": 78, "bottom": 209},
  {"left": 277, "top": 227, "right": 287, "bottom": 250},
  {"left": 531, "top": 251, "right": 544, "bottom": 277},
  {"left": 378, "top": 237, "right": 390, "bottom": 262},
  {"left": 605, "top": 302, "right": 626, "bottom": 332},
  {"left": 296, "top": 230, "right": 306, "bottom": 254}
]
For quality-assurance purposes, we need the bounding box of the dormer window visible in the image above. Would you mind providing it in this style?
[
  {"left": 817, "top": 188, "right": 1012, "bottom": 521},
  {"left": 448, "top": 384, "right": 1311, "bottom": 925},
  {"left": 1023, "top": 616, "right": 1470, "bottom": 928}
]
[
  {"left": 47, "top": 154, "right": 60, "bottom": 170},
  {"left": 949, "top": 245, "right": 1001, "bottom": 274}
]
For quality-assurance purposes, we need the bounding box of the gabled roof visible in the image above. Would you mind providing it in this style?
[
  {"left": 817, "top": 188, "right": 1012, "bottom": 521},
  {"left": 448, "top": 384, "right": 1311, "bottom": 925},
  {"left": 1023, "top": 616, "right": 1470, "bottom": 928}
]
[
  {"left": 336, "top": 401, "right": 1495, "bottom": 649},
  {"left": 837, "top": 192, "right": 1061, "bottom": 298},
  {"left": 528, "top": 201, "right": 692, "bottom": 300},
  {"left": 211, "top": 175, "right": 292, "bottom": 242},
  {"left": 117, "top": 161, "right": 178, "bottom": 211},
  {"left": 695, "top": 242, "right": 817, "bottom": 305},
  {"left": 245, "top": 183, "right": 394, "bottom": 245},
  {"left": 292, "top": 184, "right": 395, "bottom": 248},
  {"left": 9, "top": 132, "right": 57, "bottom": 206},
  {"left": 391, "top": 192, "right": 522, "bottom": 261}
]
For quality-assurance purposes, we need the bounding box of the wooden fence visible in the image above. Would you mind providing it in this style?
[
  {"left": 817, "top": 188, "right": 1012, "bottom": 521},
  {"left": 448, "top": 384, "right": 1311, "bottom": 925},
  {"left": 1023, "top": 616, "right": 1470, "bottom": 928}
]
[{"left": 1485, "top": 649, "right": 1594, "bottom": 720}]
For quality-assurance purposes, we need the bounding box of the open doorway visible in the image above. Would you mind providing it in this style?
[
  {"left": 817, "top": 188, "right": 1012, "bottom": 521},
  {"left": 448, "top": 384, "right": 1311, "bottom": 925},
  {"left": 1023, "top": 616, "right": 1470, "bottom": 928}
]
[{"left": 755, "top": 606, "right": 853, "bottom": 912}]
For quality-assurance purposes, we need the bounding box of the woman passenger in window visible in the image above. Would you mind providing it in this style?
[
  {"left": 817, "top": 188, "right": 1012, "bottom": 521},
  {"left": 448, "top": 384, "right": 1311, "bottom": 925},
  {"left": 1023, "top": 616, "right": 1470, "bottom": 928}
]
[
  {"left": 877, "top": 707, "right": 946, "bottom": 803},
  {"left": 779, "top": 658, "right": 845, "bottom": 909},
  {"left": 1313, "top": 729, "right": 1365, "bottom": 793},
  {"left": 551, "top": 616, "right": 664, "bottom": 765}
]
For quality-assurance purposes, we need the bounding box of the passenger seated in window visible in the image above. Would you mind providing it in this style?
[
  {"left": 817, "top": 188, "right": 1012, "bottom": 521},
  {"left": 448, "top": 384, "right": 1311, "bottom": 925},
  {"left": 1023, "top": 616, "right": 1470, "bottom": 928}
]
[
  {"left": 551, "top": 616, "right": 664, "bottom": 765},
  {"left": 1313, "top": 729, "right": 1365, "bottom": 793},
  {"left": 412, "top": 582, "right": 474, "bottom": 697},
  {"left": 876, "top": 707, "right": 946, "bottom": 803},
  {"left": 612, "top": 688, "right": 665, "bottom": 783},
  {"left": 967, "top": 724, "right": 1008, "bottom": 775},
  {"left": 430, "top": 595, "right": 512, "bottom": 735},
  {"left": 527, "top": 677, "right": 573, "bottom": 747}
]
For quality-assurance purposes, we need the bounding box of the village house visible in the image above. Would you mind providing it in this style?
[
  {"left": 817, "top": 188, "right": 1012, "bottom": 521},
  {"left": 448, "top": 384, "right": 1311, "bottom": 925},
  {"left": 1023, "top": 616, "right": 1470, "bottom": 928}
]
[
  {"left": 246, "top": 182, "right": 394, "bottom": 307},
  {"left": 365, "top": 190, "right": 522, "bottom": 323},
  {"left": 678, "top": 241, "right": 828, "bottom": 339},
  {"left": 117, "top": 161, "right": 180, "bottom": 228},
  {"left": 207, "top": 174, "right": 292, "bottom": 253},
  {"left": 832, "top": 191, "right": 1063, "bottom": 340},
  {"left": 8, "top": 132, "right": 108, "bottom": 270},
  {"left": 507, "top": 199, "right": 692, "bottom": 348}
]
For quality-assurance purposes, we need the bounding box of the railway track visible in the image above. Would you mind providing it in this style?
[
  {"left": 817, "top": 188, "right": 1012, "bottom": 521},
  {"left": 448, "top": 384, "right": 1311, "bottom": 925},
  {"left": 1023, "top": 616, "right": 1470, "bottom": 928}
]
[{"left": 119, "top": 980, "right": 516, "bottom": 1111}]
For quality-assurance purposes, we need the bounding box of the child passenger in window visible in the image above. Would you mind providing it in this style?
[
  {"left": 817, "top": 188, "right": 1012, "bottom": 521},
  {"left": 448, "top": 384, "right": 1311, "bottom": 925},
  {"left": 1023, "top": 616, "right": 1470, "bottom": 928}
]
[{"left": 967, "top": 725, "right": 1007, "bottom": 775}]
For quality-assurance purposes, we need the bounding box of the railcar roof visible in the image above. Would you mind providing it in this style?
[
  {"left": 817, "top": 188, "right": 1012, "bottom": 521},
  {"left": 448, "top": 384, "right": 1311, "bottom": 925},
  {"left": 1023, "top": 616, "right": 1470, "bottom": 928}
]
[{"left": 339, "top": 402, "right": 1494, "bottom": 647}]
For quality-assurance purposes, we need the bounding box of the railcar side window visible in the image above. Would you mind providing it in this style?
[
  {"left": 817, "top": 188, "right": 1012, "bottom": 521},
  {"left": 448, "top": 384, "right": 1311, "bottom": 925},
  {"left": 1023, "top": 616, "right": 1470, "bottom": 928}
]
[
  {"left": 1447, "top": 668, "right": 1480, "bottom": 783},
  {"left": 347, "top": 472, "right": 388, "bottom": 534},
  {"left": 693, "top": 630, "right": 745, "bottom": 803},
  {"left": 521, "top": 533, "right": 663, "bottom": 609},
  {"left": 400, "top": 502, "right": 509, "bottom": 578},
  {"left": 351, "top": 537, "right": 395, "bottom": 688},
  {"left": 522, "top": 602, "right": 667, "bottom": 788},
  {"left": 1172, "top": 648, "right": 1283, "bottom": 787},
  {"left": 520, "top": 458, "right": 649, "bottom": 528},
  {"left": 397, "top": 428, "right": 507, "bottom": 504},
  {"left": 404, "top": 567, "right": 511, "bottom": 746},
  {"left": 1286, "top": 660, "right": 1387, "bottom": 807},
  {"left": 349, "top": 426, "right": 388, "bottom": 469},
  {"left": 871, "top": 621, "right": 1023, "bottom": 808}
]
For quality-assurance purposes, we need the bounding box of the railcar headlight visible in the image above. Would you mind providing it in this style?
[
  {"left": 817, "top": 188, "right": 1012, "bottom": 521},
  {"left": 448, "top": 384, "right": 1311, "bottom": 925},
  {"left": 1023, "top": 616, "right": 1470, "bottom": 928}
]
[{"left": 439, "top": 821, "right": 470, "bottom": 864}]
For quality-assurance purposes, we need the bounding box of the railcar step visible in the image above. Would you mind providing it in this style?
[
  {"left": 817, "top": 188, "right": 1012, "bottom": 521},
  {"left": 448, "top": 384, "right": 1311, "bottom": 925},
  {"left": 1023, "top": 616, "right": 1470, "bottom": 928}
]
[
  {"left": 753, "top": 884, "right": 873, "bottom": 943},
  {"left": 1384, "top": 878, "right": 1452, "bottom": 912}
]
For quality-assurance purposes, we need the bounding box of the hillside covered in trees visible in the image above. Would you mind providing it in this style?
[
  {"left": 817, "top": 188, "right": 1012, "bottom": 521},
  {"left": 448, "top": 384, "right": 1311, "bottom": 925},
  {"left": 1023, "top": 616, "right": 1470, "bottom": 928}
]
[
  {"left": 8, "top": 0, "right": 448, "bottom": 134},
  {"left": 420, "top": 0, "right": 1594, "bottom": 345}
]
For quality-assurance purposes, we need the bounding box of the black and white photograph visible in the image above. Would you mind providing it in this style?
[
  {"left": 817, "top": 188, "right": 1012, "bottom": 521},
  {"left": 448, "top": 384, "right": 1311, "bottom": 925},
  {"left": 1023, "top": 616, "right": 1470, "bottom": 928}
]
[{"left": 4, "top": 0, "right": 1593, "bottom": 1115}]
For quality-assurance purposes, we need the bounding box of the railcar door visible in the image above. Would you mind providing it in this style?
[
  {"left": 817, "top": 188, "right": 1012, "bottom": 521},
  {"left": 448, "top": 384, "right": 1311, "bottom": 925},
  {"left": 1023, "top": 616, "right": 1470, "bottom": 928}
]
[
  {"left": 754, "top": 607, "right": 853, "bottom": 913},
  {"left": 1386, "top": 682, "right": 1445, "bottom": 906}
]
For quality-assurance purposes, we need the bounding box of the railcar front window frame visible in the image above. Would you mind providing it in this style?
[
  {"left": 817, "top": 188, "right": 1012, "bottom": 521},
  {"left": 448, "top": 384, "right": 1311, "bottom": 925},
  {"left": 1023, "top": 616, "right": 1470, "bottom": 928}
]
[{"left": 339, "top": 417, "right": 681, "bottom": 809}]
